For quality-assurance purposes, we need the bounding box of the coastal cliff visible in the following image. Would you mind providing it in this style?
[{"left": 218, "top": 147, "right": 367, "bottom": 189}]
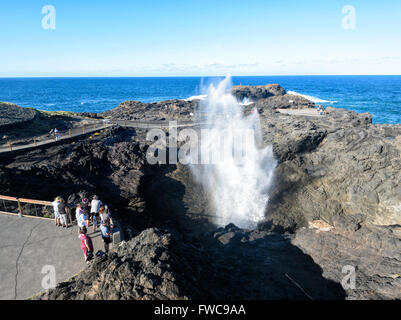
[{"left": 1, "top": 84, "right": 400, "bottom": 300}]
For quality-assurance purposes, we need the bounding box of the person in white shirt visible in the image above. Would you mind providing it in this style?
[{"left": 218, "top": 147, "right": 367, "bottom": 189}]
[
  {"left": 75, "top": 204, "right": 88, "bottom": 233},
  {"left": 54, "top": 128, "right": 60, "bottom": 141},
  {"left": 52, "top": 197, "right": 61, "bottom": 227},
  {"left": 90, "top": 195, "right": 103, "bottom": 232},
  {"left": 99, "top": 206, "right": 113, "bottom": 228}
]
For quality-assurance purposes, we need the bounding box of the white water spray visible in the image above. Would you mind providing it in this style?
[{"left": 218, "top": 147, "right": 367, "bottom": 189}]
[{"left": 190, "top": 76, "right": 277, "bottom": 229}]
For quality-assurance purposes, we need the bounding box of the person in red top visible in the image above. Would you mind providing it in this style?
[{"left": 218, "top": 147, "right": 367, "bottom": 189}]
[{"left": 78, "top": 227, "right": 94, "bottom": 263}]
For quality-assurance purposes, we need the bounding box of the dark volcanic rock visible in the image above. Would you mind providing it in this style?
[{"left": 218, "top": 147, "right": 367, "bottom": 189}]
[
  {"left": 259, "top": 107, "right": 401, "bottom": 229},
  {"left": 0, "top": 102, "right": 37, "bottom": 128},
  {"left": 293, "top": 215, "right": 401, "bottom": 300},
  {"left": 231, "top": 84, "right": 286, "bottom": 101},
  {"left": 36, "top": 226, "right": 347, "bottom": 300},
  {"left": 37, "top": 228, "right": 205, "bottom": 300},
  {"left": 0, "top": 126, "right": 152, "bottom": 225},
  {"left": 35, "top": 217, "right": 401, "bottom": 300},
  {"left": 2, "top": 83, "right": 401, "bottom": 300},
  {"left": 101, "top": 99, "right": 198, "bottom": 121}
]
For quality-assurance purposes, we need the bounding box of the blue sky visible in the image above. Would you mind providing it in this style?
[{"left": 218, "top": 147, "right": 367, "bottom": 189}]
[{"left": 0, "top": 0, "right": 400, "bottom": 76}]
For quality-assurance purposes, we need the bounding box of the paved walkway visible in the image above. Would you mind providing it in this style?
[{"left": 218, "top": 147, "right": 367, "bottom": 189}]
[
  {"left": 277, "top": 108, "right": 322, "bottom": 117},
  {"left": 0, "top": 214, "right": 103, "bottom": 300},
  {"left": 0, "top": 122, "right": 114, "bottom": 154},
  {"left": 0, "top": 119, "right": 202, "bottom": 154}
]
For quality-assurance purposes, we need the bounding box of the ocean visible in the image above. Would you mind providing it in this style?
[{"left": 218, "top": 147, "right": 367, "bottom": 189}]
[{"left": 0, "top": 76, "right": 400, "bottom": 124}]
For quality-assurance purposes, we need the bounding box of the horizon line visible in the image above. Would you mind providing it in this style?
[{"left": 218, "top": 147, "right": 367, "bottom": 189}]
[{"left": 1, "top": 74, "right": 401, "bottom": 79}]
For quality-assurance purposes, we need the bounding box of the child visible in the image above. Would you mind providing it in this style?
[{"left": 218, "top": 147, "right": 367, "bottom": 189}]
[
  {"left": 92, "top": 212, "right": 99, "bottom": 233},
  {"left": 79, "top": 227, "right": 94, "bottom": 263}
]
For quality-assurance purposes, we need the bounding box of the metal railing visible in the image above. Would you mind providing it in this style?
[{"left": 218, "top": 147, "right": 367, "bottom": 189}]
[
  {"left": 0, "top": 119, "right": 203, "bottom": 154},
  {"left": 0, "top": 120, "right": 111, "bottom": 153}
]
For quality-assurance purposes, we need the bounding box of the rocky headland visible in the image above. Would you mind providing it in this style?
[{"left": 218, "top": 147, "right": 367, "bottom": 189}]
[
  {"left": 1, "top": 84, "right": 400, "bottom": 300},
  {"left": 0, "top": 102, "right": 36, "bottom": 128}
]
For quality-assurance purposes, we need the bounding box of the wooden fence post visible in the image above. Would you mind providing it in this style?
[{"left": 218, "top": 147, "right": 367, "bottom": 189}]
[
  {"left": 104, "top": 121, "right": 106, "bottom": 129},
  {"left": 82, "top": 126, "right": 85, "bottom": 134},
  {"left": 8, "top": 141, "right": 12, "bottom": 152},
  {"left": 69, "top": 129, "right": 71, "bottom": 138},
  {"left": 34, "top": 137, "right": 37, "bottom": 147}
]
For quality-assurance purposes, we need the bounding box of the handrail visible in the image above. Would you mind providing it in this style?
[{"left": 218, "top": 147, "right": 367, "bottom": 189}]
[
  {"left": 0, "top": 195, "right": 52, "bottom": 206},
  {"left": 0, "top": 195, "right": 18, "bottom": 201},
  {"left": 18, "top": 198, "right": 53, "bottom": 206},
  {"left": 0, "top": 119, "right": 201, "bottom": 154},
  {"left": 0, "top": 120, "right": 111, "bottom": 153},
  {"left": 0, "top": 194, "right": 55, "bottom": 220}
]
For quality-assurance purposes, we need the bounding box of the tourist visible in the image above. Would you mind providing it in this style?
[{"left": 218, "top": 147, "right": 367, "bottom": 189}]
[
  {"left": 90, "top": 195, "right": 102, "bottom": 232},
  {"left": 75, "top": 203, "right": 87, "bottom": 232},
  {"left": 58, "top": 198, "right": 68, "bottom": 228},
  {"left": 81, "top": 198, "right": 90, "bottom": 225},
  {"left": 48, "top": 128, "right": 54, "bottom": 138},
  {"left": 100, "top": 220, "right": 112, "bottom": 253},
  {"left": 54, "top": 128, "right": 60, "bottom": 141},
  {"left": 78, "top": 227, "right": 94, "bottom": 263},
  {"left": 317, "top": 105, "right": 325, "bottom": 115},
  {"left": 99, "top": 205, "right": 114, "bottom": 228},
  {"left": 52, "top": 196, "right": 61, "bottom": 227}
]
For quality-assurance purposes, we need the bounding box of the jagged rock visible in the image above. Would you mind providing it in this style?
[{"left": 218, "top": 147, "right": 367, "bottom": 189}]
[
  {"left": 1, "top": 84, "right": 400, "bottom": 300},
  {"left": 37, "top": 228, "right": 204, "bottom": 300},
  {"left": 101, "top": 99, "right": 198, "bottom": 121},
  {"left": 36, "top": 225, "right": 348, "bottom": 300},
  {"left": 293, "top": 215, "right": 401, "bottom": 300},
  {"left": 231, "top": 84, "right": 286, "bottom": 101},
  {"left": 259, "top": 106, "right": 401, "bottom": 229}
]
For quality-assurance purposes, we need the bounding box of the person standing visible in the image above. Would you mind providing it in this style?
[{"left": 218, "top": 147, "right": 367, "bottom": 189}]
[
  {"left": 52, "top": 196, "right": 61, "bottom": 227},
  {"left": 75, "top": 204, "right": 87, "bottom": 232},
  {"left": 80, "top": 198, "right": 90, "bottom": 228},
  {"left": 99, "top": 206, "right": 113, "bottom": 228},
  {"left": 58, "top": 198, "right": 68, "bottom": 228},
  {"left": 100, "top": 221, "right": 111, "bottom": 253},
  {"left": 78, "top": 227, "right": 94, "bottom": 263},
  {"left": 90, "top": 195, "right": 102, "bottom": 232},
  {"left": 54, "top": 128, "right": 60, "bottom": 141}
]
